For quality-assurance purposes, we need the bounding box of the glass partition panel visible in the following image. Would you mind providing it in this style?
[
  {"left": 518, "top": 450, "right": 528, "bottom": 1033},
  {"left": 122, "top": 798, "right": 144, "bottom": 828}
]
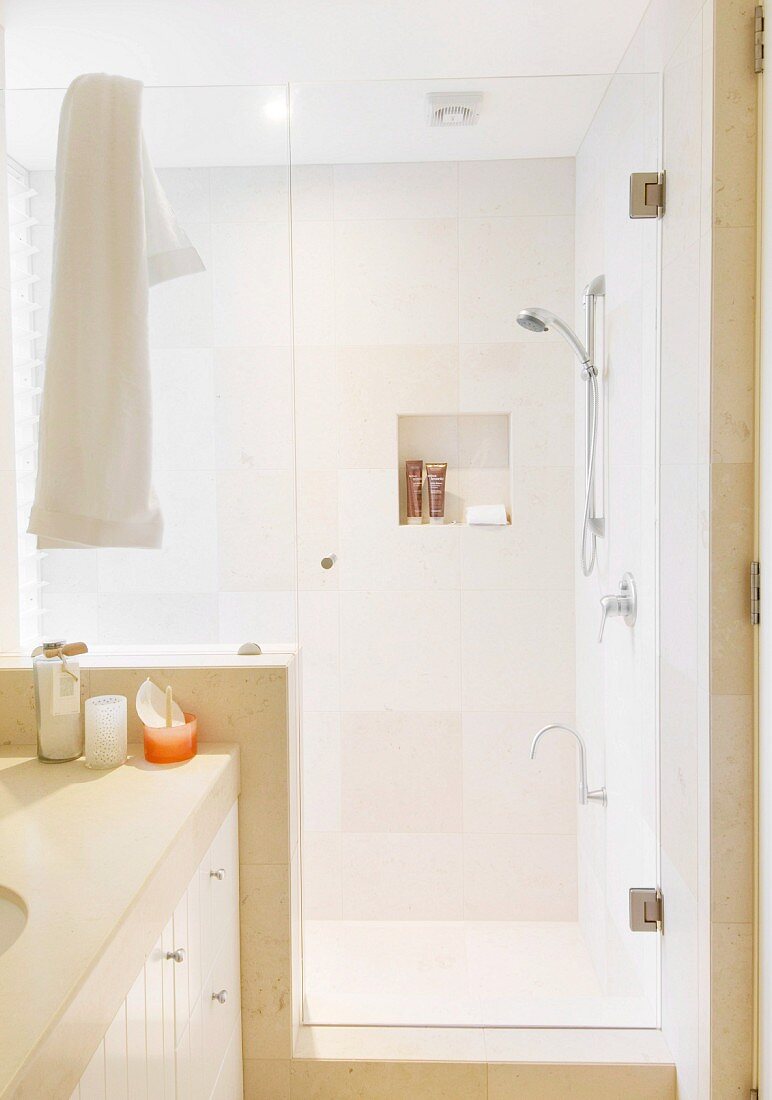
[
  {"left": 290, "top": 73, "right": 661, "bottom": 1028},
  {"left": 5, "top": 85, "right": 294, "bottom": 648}
]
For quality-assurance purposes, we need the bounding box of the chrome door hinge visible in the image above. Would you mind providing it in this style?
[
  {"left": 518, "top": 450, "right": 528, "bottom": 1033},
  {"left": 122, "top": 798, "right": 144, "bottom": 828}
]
[
  {"left": 752, "top": 561, "right": 761, "bottom": 625},
  {"left": 629, "top": 171, "right": 665, "bottom": 218},
  {"left": 629, "top": 887, "right": 663, "bottom": 933},
  {"left": 756, "top": 6, "right": 765, "bottom": 73}
]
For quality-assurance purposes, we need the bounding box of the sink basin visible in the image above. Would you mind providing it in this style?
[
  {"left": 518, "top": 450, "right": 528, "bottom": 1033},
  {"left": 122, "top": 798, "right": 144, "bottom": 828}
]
[{"left": 0, "top": 888, "right": 27, "bottom": 957}]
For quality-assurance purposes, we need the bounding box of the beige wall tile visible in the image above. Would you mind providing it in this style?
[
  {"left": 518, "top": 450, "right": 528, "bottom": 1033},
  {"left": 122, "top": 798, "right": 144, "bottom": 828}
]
[
  {"left": 710, "top": 463, "right": 754, "bottom": 695},
  {"left": 86, "top": 667, "right": 286, "bottom": 744},
  {"left": 289, "top": 1060, "right": 487, "bottom": 1099},
  {"left": 711, "top": 695, "right": 753, "bottom": 922},
  {"left": 244, "top": 1058, "right": 291, "bottom": 1099},
  {"left": 711, "top": 922, "right": 753, "bottom": 1098},
  {"left": 341, "top": 711, "right": 462, "bottom": 834},
  {"left": 711, "top": 227, "right": 756, "bottom": 463},
  {"left": 488, "top": 1062, "right": 675, "bottom": 1099},
  {"left": 241, "top": 863, "right": 292, "bottom": 1060},
  {"left": 0, "top": 668, "right": 42, "bottom": 744},
  {"left": 0, "top": 667, "right": 91, "bottom": 745},
  {"left": 713, "top": 0, "right": 757, "bottom": 229}
]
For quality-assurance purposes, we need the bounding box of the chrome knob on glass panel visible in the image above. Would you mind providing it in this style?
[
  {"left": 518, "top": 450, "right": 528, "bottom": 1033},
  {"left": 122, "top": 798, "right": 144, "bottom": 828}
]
[
  {"left": 212, "top": 989, "right": 228, "bottom": 1004},
  {"left": 210, "top": 867, "right": 226, "bottom": 881},
  {"left": 166, "top": 948, "right": 185, "bottom": 963},
  {"left": 598, "top": 572, "right": 637, "bottom": 642}
]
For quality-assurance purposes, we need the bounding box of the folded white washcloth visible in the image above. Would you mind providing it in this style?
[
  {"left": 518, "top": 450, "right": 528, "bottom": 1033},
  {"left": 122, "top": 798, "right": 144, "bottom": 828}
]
[
  {"left": 28, "top": 73, "right": 205, "bottom": 549},
  {"left": 465, "top": 504, "right": 509, "bottom": 526}
]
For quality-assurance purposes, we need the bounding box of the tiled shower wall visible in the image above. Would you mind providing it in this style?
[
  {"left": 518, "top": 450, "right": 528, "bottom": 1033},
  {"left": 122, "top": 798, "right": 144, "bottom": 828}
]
[
  {"left": 293, "top": 158, "right": 579, "bottom": 921},
  {"left": 29, "top": 166, "right": 297, "bottom": 645}
]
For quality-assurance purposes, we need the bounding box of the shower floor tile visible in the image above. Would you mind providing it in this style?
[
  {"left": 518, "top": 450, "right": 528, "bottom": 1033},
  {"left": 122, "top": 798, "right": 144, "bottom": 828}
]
[{"left": 302, "top": 920, "right": 653, "bottom": 1028}]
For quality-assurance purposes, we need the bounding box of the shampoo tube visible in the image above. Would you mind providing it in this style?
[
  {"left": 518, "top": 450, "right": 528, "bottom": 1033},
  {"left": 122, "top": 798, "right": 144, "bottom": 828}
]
[
  {"left": 426, "top": 462, "right": 447, "bottom": 525},
  {"left": 405, "top": 460, "right": 424, "bottom": 524}
]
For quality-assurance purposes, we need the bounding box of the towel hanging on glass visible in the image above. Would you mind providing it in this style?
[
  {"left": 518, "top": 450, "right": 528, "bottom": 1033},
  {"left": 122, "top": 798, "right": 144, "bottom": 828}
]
[{"left": 28, "top": 73, "right": 204, "bottom": 549}]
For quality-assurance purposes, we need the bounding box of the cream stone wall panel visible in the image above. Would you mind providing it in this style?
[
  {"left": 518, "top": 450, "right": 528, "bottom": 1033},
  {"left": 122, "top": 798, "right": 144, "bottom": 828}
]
[
  {"left": 709, "top": 0, "right": 757, "bottom": 1095},
  {"left": 240, "top": 863, "right": 292, "bottom": 1062},
  {"left": 709, "top": 461, "right": 754, "bottom": 696},
  {"left": 710, "top": 921, "right": 754, "bottom": 1097},
  {"left": 288, "top": 1059, "right": 488, "bottom": 1100},
  {"left": 711, "top": 227, "right": 756, "bottom": 463},
  {"left": 712, "top": 0, "right": 758, "bottom": 229},
  {"left": 710, "top": 693, "right": 753, "bottom": 923},
  {"left": 243, "top": 1058, "right": 291, "bottom": 1099},
  {"left": 487, "top": 1061, "right": 676, "bottom": 1099}
]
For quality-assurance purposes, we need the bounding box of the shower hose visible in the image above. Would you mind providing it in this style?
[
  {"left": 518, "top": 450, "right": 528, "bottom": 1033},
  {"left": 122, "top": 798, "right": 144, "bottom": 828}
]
[{"left": 581, "top": 367, "right": 599, "bottom": 577}]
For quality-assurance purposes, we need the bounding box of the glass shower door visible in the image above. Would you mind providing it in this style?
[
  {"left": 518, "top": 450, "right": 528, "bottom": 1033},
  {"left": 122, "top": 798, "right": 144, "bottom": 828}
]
[{"left": 290, "top": 69, "right": 661, "bottom": 1029}]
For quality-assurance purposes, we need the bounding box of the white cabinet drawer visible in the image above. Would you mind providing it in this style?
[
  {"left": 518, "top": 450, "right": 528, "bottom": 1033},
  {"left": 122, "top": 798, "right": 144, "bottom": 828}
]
[
  {"left": 174, "top": 1026, "right": 190, "bottom": 1100},
  {"left": 210, "top": 1017, "right": 243, "bottom": 1100},
  {"left": 207, "top": 805, "right": 239, "bottom": 973},
  {"left": 145, "top": 937, "right": 165, "bottom": 1099},
  {"left": 125, "top": 968, "right": 147, "bottom": 1100},
  {"left": 201, "top": 929, "right": 241, "bottom": 1100},
  {"left": 161, "top": 919, "right": 177, "bottom": 1100},
  {"left": 171, "top": 893, "right": 190, "bottom": 1047}
]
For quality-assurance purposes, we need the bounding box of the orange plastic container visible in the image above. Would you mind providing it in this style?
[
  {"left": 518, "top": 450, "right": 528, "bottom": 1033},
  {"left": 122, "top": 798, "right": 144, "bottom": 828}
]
[{"left": 143, "top": 713, "right": 197, "bottom": 764}]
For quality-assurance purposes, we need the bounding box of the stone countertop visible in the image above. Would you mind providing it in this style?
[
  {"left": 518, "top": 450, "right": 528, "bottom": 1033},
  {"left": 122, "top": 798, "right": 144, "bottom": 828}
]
[{"left": 0, "top": 743, "right": 239, "bottom": 1099}]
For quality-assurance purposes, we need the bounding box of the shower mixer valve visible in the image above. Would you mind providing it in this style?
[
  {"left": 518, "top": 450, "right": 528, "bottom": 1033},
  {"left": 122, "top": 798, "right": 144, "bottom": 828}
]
[{"left": 598, "top": 572, "right": 637, "bottom": 642}]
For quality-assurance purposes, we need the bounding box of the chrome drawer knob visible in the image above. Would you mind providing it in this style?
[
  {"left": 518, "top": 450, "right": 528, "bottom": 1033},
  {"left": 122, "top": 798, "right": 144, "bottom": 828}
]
[
  {"left": 166, "top": 948, "right": 185, "bottom": 964},
  {"left": 212, "top": 989, "right": 228, "bottom": 1005},
  {"left": 210, "top": 868, "right": 226, "bottom": 881}
]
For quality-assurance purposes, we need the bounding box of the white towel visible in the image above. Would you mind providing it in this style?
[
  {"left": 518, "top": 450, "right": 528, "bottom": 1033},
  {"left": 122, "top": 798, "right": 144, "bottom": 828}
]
[
  {"left": 28, "top": 73, "right": 204, "bottom": 549},
  {"left": 465, "top": 504, "right": 509, "bottom": 526}
]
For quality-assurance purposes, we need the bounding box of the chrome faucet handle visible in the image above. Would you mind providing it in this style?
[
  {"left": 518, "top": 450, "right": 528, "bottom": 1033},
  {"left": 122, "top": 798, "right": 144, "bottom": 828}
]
[{"left": 598, "top": 572, "right": 637, "bottom": 642}]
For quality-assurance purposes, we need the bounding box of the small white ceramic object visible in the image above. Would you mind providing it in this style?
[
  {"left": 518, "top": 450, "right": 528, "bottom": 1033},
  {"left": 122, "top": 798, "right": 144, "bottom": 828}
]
[
  {"left": 85, "top": 695, "right": 128, "bottom": 769},
  {"left": 136, "top": 677, "right": 185, "bottom": 728}
]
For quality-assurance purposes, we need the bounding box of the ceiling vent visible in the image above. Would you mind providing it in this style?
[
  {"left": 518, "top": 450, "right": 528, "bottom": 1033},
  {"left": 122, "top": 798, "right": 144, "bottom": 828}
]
[{"left": 426, "top": 92, "right": 483, "bottom": 127}]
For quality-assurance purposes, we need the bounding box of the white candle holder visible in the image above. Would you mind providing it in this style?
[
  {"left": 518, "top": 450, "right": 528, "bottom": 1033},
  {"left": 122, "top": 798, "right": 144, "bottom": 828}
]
[{"left": 85, "top": 695, "right": 128, "bottom": 769}]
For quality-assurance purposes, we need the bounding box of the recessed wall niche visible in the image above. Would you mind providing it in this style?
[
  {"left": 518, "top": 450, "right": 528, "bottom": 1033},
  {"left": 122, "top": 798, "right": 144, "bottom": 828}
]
[{"left": 397, "top": 413, "right": 512, "bottom": 526}]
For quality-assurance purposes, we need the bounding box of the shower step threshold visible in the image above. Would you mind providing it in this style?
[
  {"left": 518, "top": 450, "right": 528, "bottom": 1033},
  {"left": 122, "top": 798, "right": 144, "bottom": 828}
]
[{"left": 293, "top": 1023, "right": 674, "bottom": 1066}]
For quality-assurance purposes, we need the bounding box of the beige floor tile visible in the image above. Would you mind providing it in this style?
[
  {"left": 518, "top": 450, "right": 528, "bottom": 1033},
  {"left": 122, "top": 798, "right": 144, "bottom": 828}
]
[
  {"left": 241, "top": 863, "right": 292, "bottom": 1060},
  {"left": 290, "top": 1060, "right": 487, "bottom": 1099},
  {"left": 244, "top": 1059, "right": 291, "bottom": 1099},
  {"left": 487, "top": 1062, "right": 675, "bottom": 1099}
]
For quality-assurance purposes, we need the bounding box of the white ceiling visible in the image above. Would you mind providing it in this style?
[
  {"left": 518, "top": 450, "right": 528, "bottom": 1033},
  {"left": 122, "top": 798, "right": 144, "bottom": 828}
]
[
  {"left": 4, "top": 0, "right": 650, "bottom": 87},
  {"left": 3, "top": 0, "right": 651, "bottom": 168}
]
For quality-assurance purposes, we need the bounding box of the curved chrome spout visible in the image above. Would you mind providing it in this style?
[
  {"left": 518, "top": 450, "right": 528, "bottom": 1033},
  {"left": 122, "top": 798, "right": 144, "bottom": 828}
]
[{"left": 529, "top": 723, "right": 607, "bottom": 806}]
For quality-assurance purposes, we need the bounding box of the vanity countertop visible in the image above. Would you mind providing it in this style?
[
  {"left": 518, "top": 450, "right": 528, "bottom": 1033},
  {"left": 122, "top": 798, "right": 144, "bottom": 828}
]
[{"left": 0, "top": 743, "right": 239, "bottom": 1099}]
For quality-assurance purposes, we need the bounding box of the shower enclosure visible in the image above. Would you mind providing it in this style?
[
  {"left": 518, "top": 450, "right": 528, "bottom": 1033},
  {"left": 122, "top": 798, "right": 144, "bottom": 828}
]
[
  {"left": 5, "top": 53, "right": 661, "bottom": 1033},
  {"left": 289, "top": 69, "right": 660, "bottom": 1029}
]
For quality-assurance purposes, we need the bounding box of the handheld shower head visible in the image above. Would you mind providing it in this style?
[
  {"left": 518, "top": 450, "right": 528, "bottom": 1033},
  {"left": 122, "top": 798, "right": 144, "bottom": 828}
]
[
  {"left": 516, "top": 307, "right": 591, "bottom": 368},
  {"left": 516, "top": 308, "right": 550, "bottom": 334}
]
